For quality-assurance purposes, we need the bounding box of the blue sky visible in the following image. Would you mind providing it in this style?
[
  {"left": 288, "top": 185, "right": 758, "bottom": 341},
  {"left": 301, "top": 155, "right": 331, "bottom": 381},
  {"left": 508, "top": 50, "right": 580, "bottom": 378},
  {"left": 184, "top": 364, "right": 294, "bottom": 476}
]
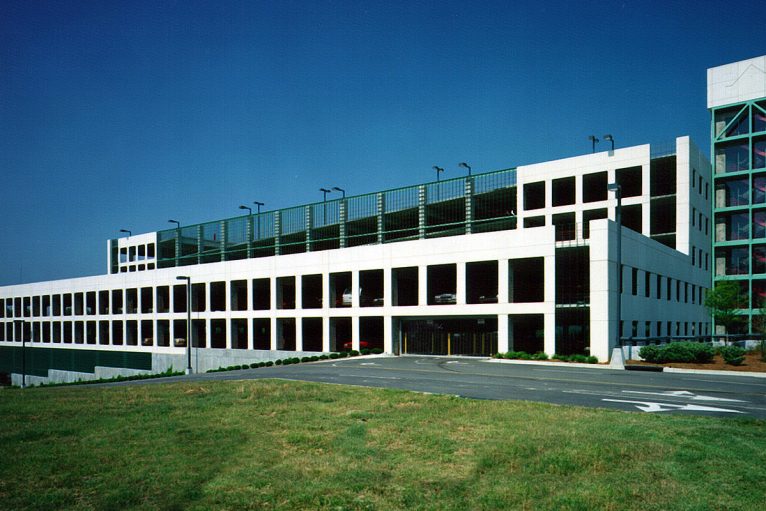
[{"left": 1, "top": 0, "right": 765, "bottom": 285}]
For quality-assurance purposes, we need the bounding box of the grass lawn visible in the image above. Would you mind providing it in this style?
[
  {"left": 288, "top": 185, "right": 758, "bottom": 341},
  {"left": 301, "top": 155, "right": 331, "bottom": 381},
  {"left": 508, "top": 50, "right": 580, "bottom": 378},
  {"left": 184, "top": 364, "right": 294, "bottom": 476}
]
[{"left": 1, "top": 380, "right": 764, "bottom": 511}]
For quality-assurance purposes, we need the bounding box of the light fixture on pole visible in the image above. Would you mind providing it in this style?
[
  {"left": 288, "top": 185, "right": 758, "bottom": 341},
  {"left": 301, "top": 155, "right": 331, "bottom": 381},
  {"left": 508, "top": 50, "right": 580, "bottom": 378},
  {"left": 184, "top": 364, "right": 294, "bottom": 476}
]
[
  {"left": 332, "top": 186, "right": 346, "bottom": 199},
  {"left": 253, "top": 201, "right": 264, "bottom": 240},
  {"left": 433, "top": 166, "right": 444, "bottom": 181},
  {"left": 168, "top": 219, "right": 180, "bottom": 229},
  {"left": 238, "top": 205, "right": 252, "bottom": 215},
  {"left": 458, "top": 162, "right": 472, "bottom": 176},
  {"left": 320, "top": 188, "right": 332, "bottom": 224},
  {"left": 588, "top": 135, "right": 599, "bottom": 153},
  {"left": 176, "top": 276, "right": 192, "bottom": 374},
  {"left": 603, "top": 134, "right": 614, "bottom": 151},
  {"left": 119, "top": 229, "right": 132, "bottom": 237},
  {"left": 608, "top": 182, "right": 622, "bottom": 359}
]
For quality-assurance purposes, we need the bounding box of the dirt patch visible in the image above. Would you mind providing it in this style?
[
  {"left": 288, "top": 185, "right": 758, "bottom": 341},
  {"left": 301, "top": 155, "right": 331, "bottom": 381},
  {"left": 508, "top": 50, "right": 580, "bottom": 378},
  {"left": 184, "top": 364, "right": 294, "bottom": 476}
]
[{"left": 627, "top": 351, "right": 766, "bottom": 372}]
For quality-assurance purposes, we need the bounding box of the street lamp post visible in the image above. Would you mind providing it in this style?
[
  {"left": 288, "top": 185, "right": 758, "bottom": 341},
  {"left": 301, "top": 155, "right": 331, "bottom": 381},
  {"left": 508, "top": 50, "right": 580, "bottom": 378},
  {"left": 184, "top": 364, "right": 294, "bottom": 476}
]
[
  {"left": 332, "top": 187, "right": 346, "bottom": 199},
  {"left": 320, "top": 188, "right": 332, "bottom": 224},
  {"left": 253, "top": 201, "right": 264, "bottom": 240},
  {"left": 588, "top": 135, "right": 599, "bottom": 153},
  {"left": 433, "top": 166, "right": 444, "bottom": 181},
  {"left": 176, "top": 276, "right": 192, "bottom": 374},
  {"left": 168, "top": 219, "right": 180, "bottom": 229},
  {"left": 608, "top": 183, "right": 622, "bottom": 356},
  {"left": 603, "top": 134, "right": 615, "bottom": 151},
  {"left": 458, "top": 162, "right": 472, "bottom": 176},
  {"left": 119, "top": 229, "right": 132, "bottom": 237}
]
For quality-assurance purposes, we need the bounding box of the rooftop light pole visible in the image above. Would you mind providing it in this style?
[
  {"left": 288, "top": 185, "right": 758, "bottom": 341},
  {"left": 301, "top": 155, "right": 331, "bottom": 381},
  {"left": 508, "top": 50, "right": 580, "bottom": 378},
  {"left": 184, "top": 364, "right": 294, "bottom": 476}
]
[
  {"left": 168, "top": 219, "right": 180, "bottom": 229},
  {"left": 119, "top": 229, "right": 132, "bottom": 237},
  {"left": 176, "top": 276, "right": 192, "bottom": 374},
  {"left": 320, "top": 188, "right": 332, "bottom": 224},
  {"left": 433, "top": 166, "right": 444, "bottom": 181},
  {"left": 588, "top": 135, "right": 599, "bottom": 153},
  {"left": 458, "top": 162, "right": 472, "bottom": 176},
  {"left": 253, "top": 201, "right": 264, "bottom": 240},
  {"left": 603, "top": 134, "right": 615, "bottom": 151},
  {"left": 238, "top": 205, "right": 252, "bottom": 215},
  {"left": 608, "top": 182, "right": 622, "bottom": 361},
  {"left": 332, "top": 187, "right": 346, "bottom": 199}
]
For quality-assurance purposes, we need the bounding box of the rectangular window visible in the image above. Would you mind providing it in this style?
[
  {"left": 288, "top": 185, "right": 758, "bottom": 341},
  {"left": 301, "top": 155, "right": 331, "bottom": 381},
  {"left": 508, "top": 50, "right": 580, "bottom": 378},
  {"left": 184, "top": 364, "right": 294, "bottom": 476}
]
[
  {"left": 631, "top": 268, "right": 638, "bottom": 296},
  {"left": 656, "top": 274, "right": 661, "bottom": 299},
  {"left": 645, "top": 271, "right": 650, "bottom": 298}
]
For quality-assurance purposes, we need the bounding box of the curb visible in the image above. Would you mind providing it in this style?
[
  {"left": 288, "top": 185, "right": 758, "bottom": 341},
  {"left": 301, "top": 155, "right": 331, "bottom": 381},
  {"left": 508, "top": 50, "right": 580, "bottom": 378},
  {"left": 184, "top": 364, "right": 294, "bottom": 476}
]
[{"left": 485, "top": 358, "right": 616, "bottom": 370}]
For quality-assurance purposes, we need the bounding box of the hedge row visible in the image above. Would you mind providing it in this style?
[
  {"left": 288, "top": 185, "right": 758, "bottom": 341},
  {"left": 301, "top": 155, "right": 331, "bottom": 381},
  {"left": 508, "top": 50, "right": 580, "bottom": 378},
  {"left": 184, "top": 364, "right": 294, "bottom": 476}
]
[
  {"left": 638, "top": 342, "right": 715, "bottom": 364},
  {"left": 493, "top": 351, "right": 598, "bottom": 364},
  {"left": 207, "top": 348, "right": 383, "bottom": 373}
]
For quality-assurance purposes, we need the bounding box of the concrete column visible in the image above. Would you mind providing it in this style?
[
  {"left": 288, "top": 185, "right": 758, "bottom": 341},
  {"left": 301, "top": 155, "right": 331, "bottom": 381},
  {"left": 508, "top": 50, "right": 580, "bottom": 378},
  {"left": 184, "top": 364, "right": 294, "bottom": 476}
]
[
  {"left": 418, "top": 185, "right": 426, "bottom": 239},
  {"left": 351, "top": 271, "right": 360, "bottom": 308},
  {"left": 418, "top": 265, "right": 428, "bottom": 306},
  {"left": 352, "top": 315, "right": 360, "bottom": 351},
  {"left": 274, "top": 211, "right": 281, "bottom": 255},
  {"left": 544, "top": 253, "right": 556, "bottom": 355},
  {"left": 498, "top": 314, "right": 509, "bottom": 353},
  {"left": 270, "top": 316, "right": 278, "bottom": 350},
  {"left": 384, "top": 315, "right": 393, "bottom": 354},
  {"left": 305, "top": 206, "right": 313, "bottom": 252},
  {"left": 465, "top": 177, "right": 474, "bottom": 234},
  {"left": 456, "top": 262, "right": 466, "bottom": 305},
  {"left": 295, "top": 318, "right": 303, "bottom": 352},
  {"left": 339, "top": 200, "right": 347, "bottom": 248},
  {"left": 295, "top": 275, "right": 303, "bottom": 312},
  {"left": 219, "top": 220, "right": 227, "bottom": 262},
  {"left": 498, "top": 259, "right": 509, "bottom": 303},
  {"left": 383, "top": 267, "right": 392, "bottom": 308},
  {"left": 376, "top": 192, "right": 385, "bottom": 244},
  {"left": 322, "top": 316, "right": 331, "bottom": 352}
]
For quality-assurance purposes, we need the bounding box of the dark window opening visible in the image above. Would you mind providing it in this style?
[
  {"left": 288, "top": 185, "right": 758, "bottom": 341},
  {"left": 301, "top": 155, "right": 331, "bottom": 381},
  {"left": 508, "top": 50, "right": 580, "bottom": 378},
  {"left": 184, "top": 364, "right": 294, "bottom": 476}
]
[
  {"left": 510, "top": 257, "right": 544, "bottom": 303},
  {"left": 210, "top": 282, "right": 226, "bottom": 312},
  {"left": 360, "top": 269, "right": 384, "bottom": 307},
  {"left": 277, "top": 318, "right": 296, "bottom": 351},
  {"left": 622, "top": 204, "right": 642, "bottom": 233},
  {"left": 253, "top": 278, "right": 270, "bottom": 310},
  {"left": 523, "top": 216, "right": 545, "bottom": 228},
  {"left": 231, "top": 319, "right": 248, "bottom": 349},
  {"left": 210, "top": 319, "right": 226, "bottom": 349},
  {"left": 302, "top": 317, "right": 323, "bottom": 351},
  {"left": 330, "top": 272, "right": 351, "bottom": 308},
  {"left": 393, "top": 266, "right": 418, "bottom": 306},
  {"left": 616, "top": 166, "right": 642, "bottom": 197},
  {"left": 302, "top": 274, "right": 323, "bottom": 309},
  {"left": 552, "top": 176, "right": 575, "bottom": 206},
  {"left": 253, "top": 318, "right": 270, "bottom": 350},
  {"left": 231, "top": 280, "right": 248, "bottom": 311},
  {"left": 523, "top": 181, "right": 545, "bottom": 210},
  {"left": 650, "top": 156, "right": 676, "bottom": 197},
  {"left": 556, "top": 247, "right": 589, "bottom": 305},
  {"left": 427, "top": 264, "right": 457, "bottom": 305},
  {"left": 466, "top": 260, "right": 498, "bottom": 304},
  {"left": 583, "top": 208, "right": 608, "bottom": 239},
  {"left": 509, "top": 314, "right": 544, "bottom": 353},
  {"left": 553, "top": 212, "right": 576, "bottom": 241},
  {"left": 156, "top": 286, "right": 169, "bottom": 313},
  {"left": 141, "top": 287, "right": 153, "bottom": 313},
  {"left": 360, "top": 317, "right": 384, "bottom": 351},
  {"left": 330, "top": 317, "right": 351, "bottom": 352},
  {"left": 583, "top": 171, "right": 608, "bottom": 202}
]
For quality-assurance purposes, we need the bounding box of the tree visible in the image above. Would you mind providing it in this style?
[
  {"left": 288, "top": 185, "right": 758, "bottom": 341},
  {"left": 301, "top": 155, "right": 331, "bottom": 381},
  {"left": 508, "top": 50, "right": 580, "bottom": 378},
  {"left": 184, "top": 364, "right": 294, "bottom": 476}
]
[{"left": 704, "top": 280, "right": 746, "bottom": 345}]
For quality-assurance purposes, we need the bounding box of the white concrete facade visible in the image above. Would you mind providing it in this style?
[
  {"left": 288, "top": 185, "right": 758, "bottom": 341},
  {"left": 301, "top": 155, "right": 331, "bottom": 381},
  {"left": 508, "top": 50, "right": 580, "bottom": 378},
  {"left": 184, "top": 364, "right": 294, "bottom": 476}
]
[{"left": 0, "top": 138, "right": 712, "bottom": 383}]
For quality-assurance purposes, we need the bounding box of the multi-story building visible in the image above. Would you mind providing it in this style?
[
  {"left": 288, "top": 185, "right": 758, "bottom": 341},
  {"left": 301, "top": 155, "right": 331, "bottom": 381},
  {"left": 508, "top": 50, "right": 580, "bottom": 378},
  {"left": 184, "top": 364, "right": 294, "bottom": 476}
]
[
  {"left": 709, "top": 55, "right": 766, "bottom": 332},
  {"left": 0, "top": 136, "right": 711, "bottom": 385}
]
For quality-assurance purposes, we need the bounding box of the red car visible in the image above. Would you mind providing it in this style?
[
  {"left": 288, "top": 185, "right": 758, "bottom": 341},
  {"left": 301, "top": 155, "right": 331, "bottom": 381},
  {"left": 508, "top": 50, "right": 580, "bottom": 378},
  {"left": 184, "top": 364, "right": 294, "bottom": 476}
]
[{"left": 342, "top": 340, "right": 369, "bottom": 350}]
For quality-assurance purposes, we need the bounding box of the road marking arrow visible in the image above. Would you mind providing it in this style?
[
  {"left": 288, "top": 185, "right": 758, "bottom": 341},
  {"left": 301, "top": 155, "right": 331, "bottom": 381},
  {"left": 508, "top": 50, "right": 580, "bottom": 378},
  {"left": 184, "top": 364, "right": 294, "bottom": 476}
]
[
  {"left": 622, "top": 390, "right": 745, "bottom": 403},
  {"left": 603, "top": 399, "right": 744, "bottom": 413}
]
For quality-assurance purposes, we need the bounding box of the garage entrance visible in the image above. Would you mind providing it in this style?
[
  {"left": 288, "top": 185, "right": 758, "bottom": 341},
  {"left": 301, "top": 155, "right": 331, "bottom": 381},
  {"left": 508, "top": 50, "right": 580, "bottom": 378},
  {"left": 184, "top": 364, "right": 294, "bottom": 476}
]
[{"left": 401, "top": 318, "right": 497, "bottom": 356}]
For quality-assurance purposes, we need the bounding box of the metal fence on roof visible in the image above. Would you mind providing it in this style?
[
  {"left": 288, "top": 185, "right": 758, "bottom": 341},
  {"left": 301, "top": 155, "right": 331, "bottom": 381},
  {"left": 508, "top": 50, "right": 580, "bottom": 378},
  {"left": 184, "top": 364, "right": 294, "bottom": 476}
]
[{"left": 146, "top": 167, "right": 518, "bottom": 269}]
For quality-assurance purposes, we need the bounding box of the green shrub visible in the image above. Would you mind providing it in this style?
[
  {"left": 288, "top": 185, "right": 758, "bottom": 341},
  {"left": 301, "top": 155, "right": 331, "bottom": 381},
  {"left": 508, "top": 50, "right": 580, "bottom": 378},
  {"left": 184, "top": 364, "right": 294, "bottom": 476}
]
[
  {"left": 349, "top": 350, "right": 359, "bottom": 357},
  {"left": 319, "top": 354, "right": 330, "bottom": 360},
  {"left": 338, "top": 352, "right": 348, "bottom": 358},
  {"left": 329, "top": 353, "right": 339, "bottom": 359},
  {"left": 639, "top": 342, "right": 715, "bottom": 364},
  {"left": 275, "top": 359, "right": 283, "bottom": 365},
  {"left": 310, "top": 356, "right": 319, "bottom": 362},
  {"left": 370, "top": 347, "right": 383, "bottom": 355},
  {"left": 571, "top": 354, "right": 588, "bottom": 363},
  {"left": 301, "top": 357, "right": 311, "bottom": 363},
  {"left": 360, "top": 348, "right": 370, "bottom": 355},
  {"left": 719, "top": 345, "right": 746, "bottom": 365},
  {"left": 265, "top": 361, "right": 274, "bottom": 367},
  {"left": 532, "top": 352, "right": 549, "bottom": 360},
  {"left": 586, "top": 356, "right": 598, "bottom": 364},
  {"left": 551, "top": 353, "right": 569, "bottom": 362},
  {"left": 638, "top": 345, "right": 661, "bottom": 363},
  {"left": 249, "top": 363, "right": 258, "bottom": 369}
]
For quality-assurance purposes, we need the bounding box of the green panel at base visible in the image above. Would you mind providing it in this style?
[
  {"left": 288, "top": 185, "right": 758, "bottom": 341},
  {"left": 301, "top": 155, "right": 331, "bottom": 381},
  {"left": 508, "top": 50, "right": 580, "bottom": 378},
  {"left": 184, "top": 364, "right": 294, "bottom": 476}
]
[{"left": 0, "top": 346, "right": 152, "bottom": 377}]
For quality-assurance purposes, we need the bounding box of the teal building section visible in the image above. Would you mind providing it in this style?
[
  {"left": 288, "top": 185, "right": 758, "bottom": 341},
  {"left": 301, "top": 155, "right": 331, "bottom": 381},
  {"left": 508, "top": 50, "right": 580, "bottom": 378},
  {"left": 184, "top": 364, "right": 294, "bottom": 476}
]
[
  {"left": 0, "top": 346, "right": 152, "bottom": 377},
  {"left": 711, "top": 97, "right": 766, "bottom": 332}
]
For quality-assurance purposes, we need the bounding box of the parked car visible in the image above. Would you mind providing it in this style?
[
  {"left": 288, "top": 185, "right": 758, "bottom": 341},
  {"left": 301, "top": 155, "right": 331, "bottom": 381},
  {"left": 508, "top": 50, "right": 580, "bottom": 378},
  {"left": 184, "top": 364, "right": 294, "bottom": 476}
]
[
  {"left": 434, "top": 292, "right": 457, "bottom": 304},
  {"left": 342, "top": 340, "right": 369, "bottom": 350},
  {"left": 478, "top": 294, "right": 498, "bottom": 303}
]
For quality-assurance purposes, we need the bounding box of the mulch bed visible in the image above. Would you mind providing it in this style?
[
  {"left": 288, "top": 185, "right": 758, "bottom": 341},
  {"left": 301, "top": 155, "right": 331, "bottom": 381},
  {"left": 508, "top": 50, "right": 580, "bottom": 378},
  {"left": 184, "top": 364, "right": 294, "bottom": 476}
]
[{"left": 627, "top": 351, "right": 766, "bottom": 372}]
